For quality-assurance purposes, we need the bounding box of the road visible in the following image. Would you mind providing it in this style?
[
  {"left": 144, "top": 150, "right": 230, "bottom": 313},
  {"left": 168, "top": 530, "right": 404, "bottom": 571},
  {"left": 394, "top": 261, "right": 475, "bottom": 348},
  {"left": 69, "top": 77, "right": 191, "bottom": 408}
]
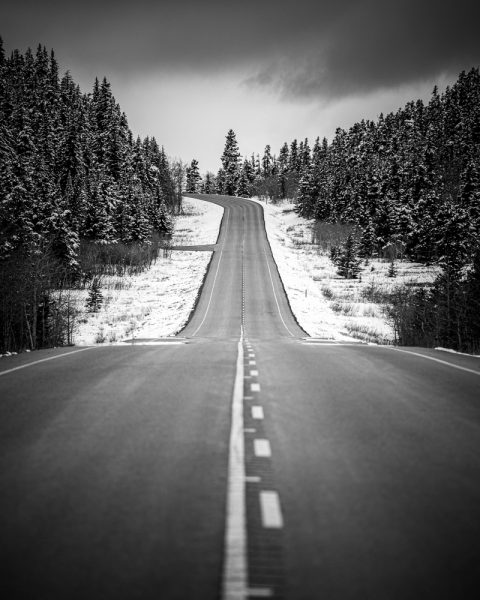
[{"left": 1, "top": 193, "right": 479, "bottom": 600}]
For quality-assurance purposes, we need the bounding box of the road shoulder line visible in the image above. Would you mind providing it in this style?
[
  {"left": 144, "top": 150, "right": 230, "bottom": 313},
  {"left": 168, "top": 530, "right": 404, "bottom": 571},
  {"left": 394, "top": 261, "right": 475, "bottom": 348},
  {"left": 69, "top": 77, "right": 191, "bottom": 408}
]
[
  {"left": 390, "top": 347, "right": 480, "bottom": 376},
  {"left": 0, "top": 347, "right": 95, "bottom": 377},
  {"left": 190, "top": 208, "right": 230, "bottom": 336}
]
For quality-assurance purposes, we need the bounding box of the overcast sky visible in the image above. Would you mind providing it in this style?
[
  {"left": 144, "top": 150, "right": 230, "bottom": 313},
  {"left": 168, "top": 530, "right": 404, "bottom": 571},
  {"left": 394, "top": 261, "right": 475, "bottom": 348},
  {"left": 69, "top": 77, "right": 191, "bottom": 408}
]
[{"left": 2, "top": 0, "right": 480, "bottom": 172}]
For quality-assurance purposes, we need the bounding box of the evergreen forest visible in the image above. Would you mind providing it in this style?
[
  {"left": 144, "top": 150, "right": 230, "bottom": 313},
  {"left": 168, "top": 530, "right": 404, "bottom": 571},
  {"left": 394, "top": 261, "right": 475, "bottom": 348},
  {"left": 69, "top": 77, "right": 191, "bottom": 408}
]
[
  {"left": 205, "top": 70, "right": 480, "bottom": 352},
  {"left": 0, "top": 40, "right": 177, "bottom": 353},
  {"left": 1, "top": 37, "right": 479, "bottom": 354}
]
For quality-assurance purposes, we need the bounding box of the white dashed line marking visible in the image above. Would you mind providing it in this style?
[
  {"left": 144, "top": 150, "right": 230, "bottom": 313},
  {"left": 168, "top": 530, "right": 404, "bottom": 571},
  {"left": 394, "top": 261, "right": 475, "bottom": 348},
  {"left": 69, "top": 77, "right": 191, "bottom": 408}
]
[
  {"left": 254, "top": 439, "right": 271, "bottom": 457},
  {"left": 244, "top": 428, "right": 257, "bottom": 433},
  {"left": 247, "top": 587, "right": 274, "bottom": 597},
  {"left": 245, "top": 476, "right": 262, "bottom": 483},
  {"left": 248, "top": 353, "right": 255, "bottom": 358},
  {"left": 250, "top": 369, "right": 259, "bottom": 376},
  {"left": 244, "top": 396, "right": 254, "bottom": 400},
  {"left": 251, "top": 383, "right": 261, "bottom": 392},
  {"left": 249, "top": 360, "right": 256, "bottom": 365},
  {"left": 251, "top": 406, "right": 264, "bottom": 420},
  {"left": 260, "top": 491, "right": 284, "bottom": 529}
]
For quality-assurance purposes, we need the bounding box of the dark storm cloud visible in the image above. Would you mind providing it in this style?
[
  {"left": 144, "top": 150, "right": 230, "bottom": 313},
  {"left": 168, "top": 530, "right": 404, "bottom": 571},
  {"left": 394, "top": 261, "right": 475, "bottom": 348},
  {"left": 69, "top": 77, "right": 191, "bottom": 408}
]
[
  {"left": 241, "top": 0, "right": 480, "bottom": 99},
  {"left": 2, "top": 0, "right": 480, "bottom": 99}
]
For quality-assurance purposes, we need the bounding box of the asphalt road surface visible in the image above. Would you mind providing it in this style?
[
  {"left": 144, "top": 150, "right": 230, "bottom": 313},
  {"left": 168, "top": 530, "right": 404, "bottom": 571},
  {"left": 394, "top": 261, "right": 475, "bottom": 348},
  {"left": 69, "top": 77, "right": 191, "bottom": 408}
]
[{"left": 1, "top": 194, "right": 479, "bottom": 600}]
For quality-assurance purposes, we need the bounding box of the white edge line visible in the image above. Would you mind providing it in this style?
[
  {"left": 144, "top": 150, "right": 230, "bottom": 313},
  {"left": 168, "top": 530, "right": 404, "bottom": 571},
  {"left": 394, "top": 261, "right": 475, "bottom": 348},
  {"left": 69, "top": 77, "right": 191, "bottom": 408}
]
[
  {"left": 0, "top": 347, "right": 95, "bottom": 377},
  {"left": 191, "top": 208, "right": 230, "bottom": 337},
  {"left": 222, "top": 326, "right": 248, "bottom": 600},
  {"left": 390, "top": 347, "right": 480, "bottom": 377},
  {"left": 262, "top": 242, "right": 296, "bottom": 338}
]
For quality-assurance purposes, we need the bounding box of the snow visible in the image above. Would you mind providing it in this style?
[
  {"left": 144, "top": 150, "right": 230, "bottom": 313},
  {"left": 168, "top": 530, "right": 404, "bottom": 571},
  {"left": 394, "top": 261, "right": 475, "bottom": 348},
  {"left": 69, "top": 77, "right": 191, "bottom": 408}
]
[
  {"left": 251, "top": 197, "right": 438, "bottom": 344},
  {"left": 435, "top": 347, "right": 480, "bottom": 358},
  {"left": 73, "top": 197, "right": 223, "bottom": 345},
  {"left": 54, "top": 193, "right": 438, "bottom": 347}
]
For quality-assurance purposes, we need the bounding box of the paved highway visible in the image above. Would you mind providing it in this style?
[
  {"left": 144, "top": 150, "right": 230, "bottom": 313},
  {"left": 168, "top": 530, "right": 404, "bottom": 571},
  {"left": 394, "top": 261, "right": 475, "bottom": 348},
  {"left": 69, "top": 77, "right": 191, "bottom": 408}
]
[{"left": 1, "top": 194, "right": 479, "bottom": 599}]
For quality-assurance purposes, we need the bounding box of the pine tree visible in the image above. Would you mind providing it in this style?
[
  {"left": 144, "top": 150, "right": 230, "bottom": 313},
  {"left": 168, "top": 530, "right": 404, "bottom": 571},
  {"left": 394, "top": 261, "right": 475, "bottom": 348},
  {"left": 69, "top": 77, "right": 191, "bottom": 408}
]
[
  {"left": 278, "top": 142, "right": 289, "bottom": 172},
  {"left": 262, "top": 144, "right": 273, "bottom": 178},
  {"left": 359, "top": 219, "right": 377, "bottom": 257},
  {"left": 387, "top": 260, "right": 397, "bottom": 278},
  {"left": 86, "top": 278, "right": 103, "bottom": 312},
  {"left": 216, "top": 168, "right": 226, "bottom": 194},
  {"left": 301, "top": 137, "right": 311, "bottom": 169},
  {"left": 186, "top": 158, "right": 201, "bottom": 193},
  {"left": 202, "top": 172, "right": 215, "bottom": 194},
  {"left": 289, "top": 139, "right": 300, "bottom": 172},
  {"left": 237, "top": 168, "right": 250, "bottom": 197},
  {"left": 336, "top": 234, "right": 361, "bottom": 279},
  {"left": 220, "top": 129, "right": 240, "bottom": 195},
  {"left": 296, "top": 166, "right": 318, "bottom": 218}
]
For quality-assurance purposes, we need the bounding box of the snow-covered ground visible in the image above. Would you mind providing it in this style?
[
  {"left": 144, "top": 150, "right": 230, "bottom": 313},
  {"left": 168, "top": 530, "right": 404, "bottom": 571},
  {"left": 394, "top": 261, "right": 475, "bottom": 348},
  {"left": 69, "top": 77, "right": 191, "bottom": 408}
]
[
  {"left": 254, "top": 198, "right": 438, "bottom": 343},
  {"left": 73, "top": 197, "right": 223, "bottom": 345},
  {"left": 73, "top": 194, "right": 436, "bottom": 346}
]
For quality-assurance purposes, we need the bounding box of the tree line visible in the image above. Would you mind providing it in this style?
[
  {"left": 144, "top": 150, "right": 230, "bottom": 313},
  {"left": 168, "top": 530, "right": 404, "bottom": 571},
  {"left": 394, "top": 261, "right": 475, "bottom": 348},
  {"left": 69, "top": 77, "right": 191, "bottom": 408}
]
[
  {"left": 0, "top": 40, "right": 177, "bottom": 353},
  {"left": 189, "top": 69, "right": 480, "bottom": 352}
]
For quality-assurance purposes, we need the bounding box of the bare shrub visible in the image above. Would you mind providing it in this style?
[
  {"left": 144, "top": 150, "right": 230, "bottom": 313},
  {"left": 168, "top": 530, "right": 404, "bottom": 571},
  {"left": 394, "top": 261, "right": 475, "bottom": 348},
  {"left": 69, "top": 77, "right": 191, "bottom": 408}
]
[
  {"left": 321, "top": 285, "right": 334, "bottom": 300},
  {"left": 0, "top": 245, "right": 78, "bottom": 353},
  {"left": 361, "top": 281, "right": 391, "bottom": 304},
  {"left": 95, "top": 328, "right": 106, "bottom": 344},
  {"left": 311, "top": 222, "right": 359, "bottom": 252},
  {"left": 77, "top": 233, "right": 167, "bottom": 285},
  {"left": 345, "top": 322, "right": 393, "bottom": 345}
]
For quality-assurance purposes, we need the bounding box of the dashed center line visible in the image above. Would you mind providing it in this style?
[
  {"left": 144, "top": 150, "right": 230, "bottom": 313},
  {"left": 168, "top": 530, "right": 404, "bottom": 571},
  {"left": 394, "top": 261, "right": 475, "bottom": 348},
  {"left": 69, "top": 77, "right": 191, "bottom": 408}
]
[
  {"left": 260, "top": 491, "right": 284, "bottom": 529},
  {"left": 245, "top": 476, "right": 262, "bottom": 483},
  {"left": 247, "top": 587, "right": 274, "bottom": 598},
  {"left": 234, "top": 204, "right": 287, "bottom": 598},
  {"left": 254, "top": 439, "right": 272, "bottom": 457},
  {"left": 251, "top": 406, "right": 264, "bottom": 420}
]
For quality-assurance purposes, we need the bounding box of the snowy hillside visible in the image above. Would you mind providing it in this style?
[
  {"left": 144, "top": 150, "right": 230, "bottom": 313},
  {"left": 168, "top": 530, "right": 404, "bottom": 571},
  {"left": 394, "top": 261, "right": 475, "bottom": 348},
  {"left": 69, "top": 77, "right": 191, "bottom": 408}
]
[
  {"left": 73, "top": 198, "right": 223, "bottom": 345},
  {"left": 256, "top": 199, "right": 438, "bottom": 343}
]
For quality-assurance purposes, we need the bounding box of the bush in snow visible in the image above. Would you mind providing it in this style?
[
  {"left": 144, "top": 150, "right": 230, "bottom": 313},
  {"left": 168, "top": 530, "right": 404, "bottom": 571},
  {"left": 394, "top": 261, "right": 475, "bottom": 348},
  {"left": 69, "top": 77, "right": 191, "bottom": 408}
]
[
  {"left": 333, "top": 234, "right": 362, "bottom": 279},
  {"left": 86, "top": 279, "right": 103, "bottom": 313}
]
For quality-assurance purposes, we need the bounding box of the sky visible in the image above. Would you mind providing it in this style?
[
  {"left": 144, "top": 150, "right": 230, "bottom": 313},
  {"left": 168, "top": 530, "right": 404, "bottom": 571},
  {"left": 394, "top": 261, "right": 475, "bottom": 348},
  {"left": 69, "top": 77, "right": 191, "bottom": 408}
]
[{"left": 2, "top": 0, "right": 480, "bottom": 173}]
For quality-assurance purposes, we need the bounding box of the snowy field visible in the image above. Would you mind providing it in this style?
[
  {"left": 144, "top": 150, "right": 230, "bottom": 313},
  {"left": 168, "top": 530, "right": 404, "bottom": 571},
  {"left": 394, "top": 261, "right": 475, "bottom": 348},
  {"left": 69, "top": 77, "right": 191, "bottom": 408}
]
[
  {"left": 254, "top": 198, "right": 438, "bottom": 344},
  {"left": 73, "top": 197, "right": 223, "bottom": 345}
]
